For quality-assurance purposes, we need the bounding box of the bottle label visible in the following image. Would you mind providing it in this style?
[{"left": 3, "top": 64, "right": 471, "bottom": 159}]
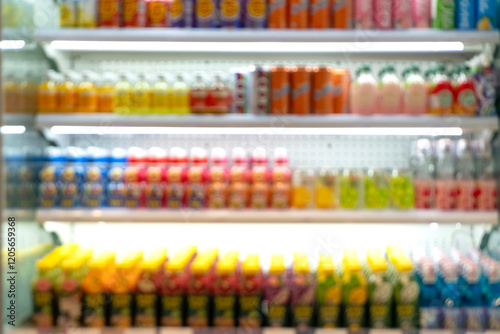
[
  {"left": 228, "top": 184, "right": 248, "bottom": 209},
  {"left": 435, "top": 180, "right": 456, "bottom": 210},
  {"left": 457, "top": 88, "right": 476, "bottom": 115},
  {"left": 161, "top": 295, "right": 183, "bottom": 326},
  {"left": 246, "top": 0, "right": 266, "bottom": 20},
  {"left": 83, "top": 293, "right": 106, "bottom": 327},
  {"left": 318, "top": 305, "right": 340, "bottom": 327},
  {"left": 170, "top": 0, "right": 185, "bottom": 25},
  {"left": 476, "top": 179, "right": 496, "bottom": 210},
  {"left": 420, "top": 307, "right": 440, "bottom": 329},
  {"left": 213, "top": 295, "right": 236, "bottom": 326},
  {"left": 33, "top": 287, "right": 54, "bottom": 329},
  {"left": 187, "top": 295, "right": 209, "bottom": 326},
  {"left": 239, "top": 295, "right": 261, "bottom": 327},
  {"left": 187, "top": 183, "right": 206, "bottom": 208},
  {"left": 456, "top": 179, "right": 475, "bottom": 210},
  {"left": 110, "top": 293, "right": 133, "bottom": 326},
  {"left": 414, "top": 179, "right": 434, "bottom": 209},
  {"left": 167, "top": 183, "right": 185, "bottom": 208},
  {"left": 135, "top": 293, "right": 157, "bottom": 327},
  {"left": 208, "top": 184, "right": 227, "bottom": 208}
]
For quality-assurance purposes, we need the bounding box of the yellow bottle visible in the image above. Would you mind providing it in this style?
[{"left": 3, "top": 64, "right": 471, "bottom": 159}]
[
  {"left": 131, "top": 73, "right": 151, "bottom": 114},
  {"left": 77, "top": 74, "right": 98, "bottom": 113},
  {"left": 19, "top": 71, "right": 38, "bottom": 114},
  {"left": 171, "top": 74, "right": 190, "bottom": 114},
  {"left": 37, "top": 71, "right": 58, "bottom": 114},
  {"left": 60, "top": 0, "right": 77, "bottom": 27},
  {"left": 115, "top": 74, "right": 132, "bottom": 114},
  {"left": 58, "top": 73, "right": 76, "bottom": 113},
  {"left": 98, "top": 74, "right": 116, "bottom": 113},
  {"left": 151, "top": 74, "right": 170, "bottom": 114}
]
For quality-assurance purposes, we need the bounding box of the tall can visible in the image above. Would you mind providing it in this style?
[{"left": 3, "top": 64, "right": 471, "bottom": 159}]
[
  {"left": 412, "top": 0, "right": 430, "bottom": 27},
  {"left": 332, "top": 0, "right": 353, "bottom": 28},
  {"left": 234, "top": 72, "right": 246, "bottom": 114},
  {"left": 252, "top": 67, "right": 270, "bottom": 114},
  {"left": 310, "top": 0, "right": 330, "bottom": 28},
  {"left": 353, "top": 0, "right": 373, "bottom": 28},
  {"left": 456, "top": 0, "right": 475, "bottom": 29},
  {"left": 431, "top": 0, "right": 455, "bottom": 29},
  {"left": 312, "top": 67, "right": 334, "bottom": 114},
  {"left": 99, "top": 0, "right": 121, "bottom": 27},
  {"left": 291, "top": 66, "right": 312, "bottom": 115},
  {"left": 146, "top": 0, "right": 169, "bottom": 27},
  {"left": 332, "top": 69, "right": 350, "bottom": 114},
  {"left": 196, "top": 0, "right": 217, "bottom": 27},
  {"left": 219, "top": 0, "right": 242, "bottom": 27},
  {"left": 289, "top": 0, "right": 309, "bottom": 28},
  {"left": 394, "top": 0, "right": 412, "bottom": 28},
  {"left": 270, "top": 66, "right": 290, "bottom": 115},
  {"left": 244, "top": 0, "right": 267, "bottom": 27},
  {"left": 373, "top": 0, "right": 392, "bottom": 29},
  {"left": 170, "top": 0, "right": 186, "bottom": 26},
  {"left": 123, "top": 0, "right": 147, "bottom": 27},
  {"left": 268, "top": 0, "right": 288, "bottom": 28},
  {"left": 477, "top": 0, "right": 497, "bottom": 29},
  {"left": 78, "top": 0, "right": 98, "bottom": 28}
]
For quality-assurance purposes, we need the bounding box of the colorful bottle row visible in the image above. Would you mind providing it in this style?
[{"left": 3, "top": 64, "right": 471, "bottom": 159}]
[
  {"left": 32, "top": 244, "right": 500, "bottom": 330},
  {"left": 59, "top": 0, "right": 497, "bottom": 29}
]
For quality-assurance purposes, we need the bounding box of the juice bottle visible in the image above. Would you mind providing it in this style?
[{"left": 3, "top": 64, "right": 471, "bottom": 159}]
[
  {"left": 190, "top": 74, "right": 209, "bottom": 114},
  {"left": 289, "top": 253, "right": 315, "bottom": 328},
  {"left": 19, "top": 71, "right": 38, "bottom": 114},
  {"left": 249, "top": 147, "right": 270, "bottom": 209},
  {"left": 412, "top": 138, "right": 435, "bottom": 209},
  {"left": 316, "top": 168, "right": 339, "bottom": 209},
  {"left": 342, "top": 249, "right": 367, "bottom": 330},
  {"left": 77, "top": 73, "right": 98, "bottom": 113},
  {"left": 365, "top": 169, "right": 390, "bottom": 209},
  {"left": 166, "top": 147, "right": 188, "bottom": 209},
  {"left": 292, "top": 168, "right": 315, "bottom": 209},
  {"left": 389, "top": 168, "right": 415, "bottom": 209},
  {"left": 474, "top": 140, "right": 496, "bottom": 210},
  {"left": 228, "top": 147, "right": 250, "bottom": 209},
  {"left": 431, "top": 0, "right": 455, "bottom": 28},
  {"left": 316, "top": 255, "right": 342, "bottom": 327},
  {"left": 82, "top": 252, "right": 116, "bottom": 327},
  {"left": 476, "top": 0, "right": 498, "bottom": 29},
  {"left": 265, "top": 255, "right": 290, "bottom": 327},
  {"left": 238, "top": 254, "right": 264, "bottom": 327},
  {"left": 378, "top": 66, "right": 403, "bottom": 114},
  {"left": 152, "top": 74, "right": 170, "bottom": 114},
  {"left": 161, "top": 246, "right": 197, "bottom": 326},
  {"left": 340, "top": 169, "right": 364, "bottom": 209},
  {"left": 186, "top": 147, "right": 208, "bottom": 209},
  {"left": 60, "top": 147, "right": 86, "bottom": 208},
  {"left": 213, "top": 251, "right": 239, "bottom": 327},
  {"left": 39, "top": 147, "right": 66, "bottom": 208},
  {"left": 455, "top": 139, "right": 476, "bottom": 210},
  {"left": 207, "top": 147, "right": 229, "bottom": 209},
  {"left": 350, "top": 66, "right": 377, "bottom": 115},
  {"left": 135, "top": 249, "right": 167, "bottom": 327},
  {"left": 97, "top": 73, "right": 116, "bottom": 113},
  {"left": 60, "top": 0, "right": 77, "bottom": 27},
  {"left": 124, "top": 147, "right": 146, "bottom": 208},
  {"left": 435, "top": 139, "right": 456, "bottom": 210},
  {"left": 37, "top": 71, "right": 58, "bottom": 113},
  {"left": 144, "top": 147, "right": 168, "bottom": 208},
  {"left": 453, "top": 65, "right": 477, "bottom": 116},
  {"left": 416, "top": 256, "right": 440, "bottom": 328},
  {"left": 82, "top": 147, "right": 108, "bottom": 208},
  {"left": 57, "top": 248, "right": 93, "bottom": 329},
  {"left": 108, "top": 148, "right": 127, "bottom": 207},
  {"left": 187, "top": 249, "right": 219, "bottom": 326},
  {"left": 207, "top": 74, "right": 231, "bottom": 114},
  {"left": 387, "top": 246, "right": 420, "bottom": 329},
  {"left": 115, "top": 73, "right": 132, "bottom": 114},
  {"left": 365, "top": 249, "right": 393, "bottom": 328},
  {"left": 429, "top": 64, "right": 453, "bottom": 115},
  {"left": 172, "top": 74, "right": 190, "bottom": 114},
  {"left": 78, "top": 0, "right": 98, "bottom": 27},
  {"left": 270, "top": 148, "right": 291, "bottom": 209},
  {"left": 403, "top": 65, "right": 428, "bottom": 114},
  {"left": 131, "top": 73, "right": 151, "bottom": 114}
]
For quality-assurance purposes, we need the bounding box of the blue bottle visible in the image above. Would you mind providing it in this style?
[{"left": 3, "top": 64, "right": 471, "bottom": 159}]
[
  {"left": 460, "top": 259, "right": 486, "bottom": 331},
  {"left": 82, "top": 147, "right": 108, "bottom": 208},
  {"left": 39, "top": 147, "right": 66, "bottom": 208},
  {"left": 107, "top": 148, "right": 127, "bottom": 207},
  {"left": 60, "top": 147, "right": 86, "bottom": 208},
  {"left": 418, "top": 258, "right": 441, "bottom": 329},
  {"left": 483, "top": 259, "right": 500, "bottom": 329},
  {"left": 438, "top": 260, "right": 463, "bottom": 329}
]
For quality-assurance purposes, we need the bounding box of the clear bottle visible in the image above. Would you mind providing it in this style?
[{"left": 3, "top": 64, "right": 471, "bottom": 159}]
[
  {"left": 389, "top": 168, "right": 415, "bottom": 209},
  {"left": 340, "top": 168, "right": 364, "bottom": 209},
  {"left": 350, "top": 65, "right": 378, "bottom": 115},
  {"left": 19, "top": 71, "right": 38, "bottom": 114},
  {"left": 58, "top": 72, "right": 76, "bottom": 113},
  {"left": 435, "top": 138, "right": 456, "bottom": 210},
  {"left": 428, "top": 64, "right": 453, "bottom": 115},
  {"left": 403, "top": 65, "right": 428, "bottom": 115},
  {"left": 131, "top": 73, "right": 151, "bottom": 114},
  {"left": 455, "top": 139, "right": 476, "bottom": 210},
  {"left": 474, "top": 140, "right": 496, "bottom": 210},
  {"left": 378, "top": 65, "right": 403, "bottom": 114},
  {"left": 76, "top": 73, "right": 98, "bottom": 113},
  {"left": 207, "top": 74, "right": 231, "bottom": 114},
  {"left": 115, "top": 73, "right": 132, "bottom": 114},
  {"left": 292, "top": 168, "right": 315, "bottom": 209},
  {"left": 37, "top": 71, "right": 58, "bottom": 113},
  {"left": 171, "top": 74, "right": 190, "bottom": 114},
  {"left": 151, "top": 74, "right": 170, "bottom": 114},
  {"left": 97, "top": 72, "right": 116, "bottom": 113},
  {"left": 190, "top": 74, "right": 208, "bottom": 114},
  {"left": 412, "top": 138, "right": 435, "bottom": 209},
  {"left": 365, "top": 168, "right": 390, "bottom": 209},
  {"left": 316, "top": 168, "right": 340, "bottom": 209}
]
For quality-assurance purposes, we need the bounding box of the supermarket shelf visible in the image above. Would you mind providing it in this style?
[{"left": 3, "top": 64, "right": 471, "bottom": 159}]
[
  {"left": 36, "top": 208, "right": 498, "bottom": 224},
  {"left": 35, "top": 28, "right": 500, "bottom": 44},
  {"left": 3, "top": 113, "right": 35, "bottom": 126},
  {"left": 36, "top": 114, "right": 499, "bottom": 131}
]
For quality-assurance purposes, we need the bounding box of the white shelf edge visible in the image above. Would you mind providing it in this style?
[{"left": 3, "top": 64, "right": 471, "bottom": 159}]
[
  {"left": 36, "top": 114, "right": 499, "bottom": 131},
  {"left": 35, "top": 28, "right": 500, "bottom": 43},
  {"left": 36, "top": 208, "right": 498, "bottom": 224}
]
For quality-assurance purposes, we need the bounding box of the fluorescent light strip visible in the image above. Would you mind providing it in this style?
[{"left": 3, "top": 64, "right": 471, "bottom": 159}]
[
  {"left": 0, "top": 40, "right": 26, "bottom": 49},
  {"left": 50, "top": 126, "right": 463, "bottom": 136},
  {"left": 1, "top": 125, "right": 26, "bottom": 134},
  {"left": 49, "top": 41, "right": 465, "bottom": 53}
]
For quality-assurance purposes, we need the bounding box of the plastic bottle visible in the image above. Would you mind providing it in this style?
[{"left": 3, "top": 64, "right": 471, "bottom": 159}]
[
  {"left": 166, "top": 147, "right": 188, "bottom": 208},
  {"left": 249, "top": 147, "right": 270, "bottom": 209},
  {"left": 131, "top": 73, "right": 151, "bottom": 114},
  {"left": 3, "top": 73, "right": 20, "bottom": 113},
  {"left": 228, "top": 147, "right": 250, "bottom": 209},
  {"left": 342, "top": 249, "right": 367, "bottom": 330},
  {"left": 378, "top": 66, "right": 403, "bottom": 114},
  {"left": 453, "top": 65, "right": 477, "bottom": 116},
  {"left": 289, "top": 253, "right": 315, "bottom": 328},
  {"left": 97, "top": 72, "right": 116, "bottom": 113},
  {"left": 171, "top": 74, "right": 190, "bottom": 114},
  {"left": 152, "top": 74, "right": 170, "bottom": 114},
  {"left": 207, "top": 74, "right": 231, "bottom": 114},
  {"left": 107, "top": 148, "right": 127, "bottom": 207},
  {"left": 190, "top": 74, "right": 209, "bottom": 114},
  {"left": 19, "top": 71, "right": 38, "bottom": 114},
  {"left": 57, "top": 73, "right": 76, "bottom": 113},
  {"left": 270, "top": 148, "right": 291, "bottom": 209},
  {"left": 213, "top": 251, "right": 239, "bottom": 327},
  {"left": 37, "top": 71, "right": 58, "bottom": 113},
  {"left": 412, "top": 138, "right": 435, "bottom": 209},
  {"left": 82, "top": 147, "right": 107, "bottom": 207},
  {"left": 60, "top": 147, "right": 86, "bottom": 208},
  {"left": 429, "top": 65, "right": 454, "bottom": 115},
  {"left": 403, "top": 65, "right": 428, "bottom": 114},
  {"left": 350, "top": 65, "right": 378, "bottom": 115},
  {"left": 76, "top": 73, "right": 98, "bottom": 113},
  {"left": 39, "top": 148, "right": 66, "bottom": 208},
  {"left": 390, "top": 168, "right": 415, "bottom": 209},
  {"left": 435, "top": 249, "right": 463, "bottom": 329},
  {"left": 474, "top": 140, "right": 496, "bottom": 210},
  {"left": 316, "top": 255, "right": 342, "bottom": 327},
  {"left": 238, "top": 255, "right": 263, "bottom": 327},
  {"left": 366, "top": 249, "right": 393, "bottom": 328},
  {"left": 416, "top": 256, "right": 440, "bottom": 328},
  {"left": 340, "top": 169, "right": 364, "bottom": 209},
  {"left": 315, "top": 168, "right": 339, "bottom": 209},
  {"left": 144, "top": 147, "right": 168, "bottom": 208},
  {"left": 115, "top": 73, "right": 132, "bottom": 114},
  {"left": 186, "top": 147, "right": 208, "bottom": 209},
  {"left": 456, "top": 254, "right": 486, "bottom": 330},
  {"left": 207, "top": 147, "right": 229, "bottom": 209},
  {"left": 435, "top": 139, "right": 456, "bottom": 210},
  {"left": 455, "top": 139, "right": 476, "bottom": 210},
  {"left": 265, "top": 255, "right": 290, "bottom": 327},
  {"left": 124, "top": 147, "right": 147, "bottom": 208},
  {"left": 292, "top": 168, "right": 316, "bottom": 209},
  {"left": 365, "top": 169, "right": 390, "bottom": 209}
]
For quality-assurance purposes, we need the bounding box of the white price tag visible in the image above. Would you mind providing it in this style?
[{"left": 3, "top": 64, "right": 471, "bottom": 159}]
[
  {"left": 160, "top": 327, "right": 195, "bottom": 334},
  {"left": 124, "top": 329, "right": 157, "bottom": 334},
  {"left": 262, "top": 328, "right": 296, "bottom": 334},
  {"left": 5, "top": 329, "right": 38, "bottom": 334},
  {"left": 370, "top": 329, "right": 403, "bottom": 334},
  {"left": 315, "top": 328, "right": 348, "bottom": 334},
  {"left": 420, "top": 330, "right": 453, "bottom": 334}
]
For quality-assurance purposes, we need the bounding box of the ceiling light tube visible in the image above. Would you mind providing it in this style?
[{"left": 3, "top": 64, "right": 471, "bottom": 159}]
[
  {"left": 0, "top": 40, "right": 26, "bottom": 50},
  {"left": 1, "top": 125, "right": 26, "bottom": 134}
]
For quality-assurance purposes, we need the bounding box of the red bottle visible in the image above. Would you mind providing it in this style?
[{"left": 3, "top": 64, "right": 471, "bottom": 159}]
[
  {"left": 190, "top": 74, "right": 209, "bottom": 114},
  {"left": 165, "top": 147, "right": 188, "bottom": 208},
  {"left": 186, "top": 147, "right": 208, "bottom": 209},
  {"left": 228, "top": 147, "right": 250, "bottom": 209},
  {"left": 453, "top": 65, "right": 477, "bottom": 116},
  {"left": 206, "top": 74, "right": 231, "bottom": 114},
  {"left": 144, "top": 147, "right": 168, "bottom": 208},
  {"left": 207, "top": 148, "right": 229, "bottom": 209},
  {"left": 249, "top": 147, "right": 270, "bottom": 209},
  {"left": 124, "top": 147, "right": 147, "bottom": 208},
  {"left": 428, "top": 65, "right": 453, "bottom": 115}
]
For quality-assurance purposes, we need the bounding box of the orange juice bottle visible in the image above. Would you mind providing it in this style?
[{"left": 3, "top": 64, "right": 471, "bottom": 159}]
[
  {"left": 82, "top": 252, "right": 116, "bottom": 327},
  {"left": 77, "top": 73, "right": 98, "bottom": 113},
  {"left": 115, "top": 73, "right": 132, "bottom": 114},
  {"left": 249, "top": 147, "right": 270, "bottom": 209},
  {"left": 110, "top": 250, "right": 143, "bottom": 327},
  {"left": 19, "top": 71, "right": 38, "bottom": 114},
  {"left": 57, "top": 73, "right": 76, "bottom": 113},
  {"left": 98, "top": 73, "right": 116, "bottom": 113},
  {"left": 213, "top": 251, "right": 239, "bottom": 327},
  {"left": 37, "top": 71, "right": 58, "bottom": 113}
]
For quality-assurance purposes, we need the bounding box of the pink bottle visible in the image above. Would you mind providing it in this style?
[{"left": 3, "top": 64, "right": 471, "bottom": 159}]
[
  {"left": 455, "top": 139, "right": 475, "bottom": 211},
  {"left": 377, "top": 66, "right": 403, "bottom": 114},
  {"left": 435, "top": 139, "right": 456, "bottom": 210},
  {"left": 473, "top": 140, "right": 497, "bottom": 211},
  {"left": 403, "top": 65, "right": 428, "bottom": 115},
  {"left": 350, "top": 65, "right": 377, "bottom": 115},
  {"left": 412, "top": 139, "right": 435, "bottom": 209},
  {"left": 270, "top": 148, "right": 291, "bottom": 209},
  {"left": 354, "top": 0, "right": 373, "bottom": 28},
  {"left": 411, "top": 0, "right": 430, "bottom": 27},
  {"left": 394, "top": 0, "right": 413, "bottom": 28},
  {"left": 374, "top": 0, "right": 392, "bottom": 29}
]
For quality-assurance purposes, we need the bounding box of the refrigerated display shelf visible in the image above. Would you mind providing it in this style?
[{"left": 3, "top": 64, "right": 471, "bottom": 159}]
[
  {"left": 36, "top": 114, "right": 499, "bottom": 131},
  {"left": 35, "top": 208, "right": 498, "bottom": 224},
  {"left": 35, "top": 28, "right": 500, "bottom": 44}
]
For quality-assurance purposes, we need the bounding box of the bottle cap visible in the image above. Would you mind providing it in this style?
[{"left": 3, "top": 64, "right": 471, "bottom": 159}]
[
  {"left": 273, "top": 147, "right": 288, "bottom": 164},
  {"left": 211, "top": 147, "right": 227, "bottom": 164},
  {"left": 148, "top": 147, "right": 168, "bottom": 164},
  {"left": 127, "top": 147, "right": 147, "bottom": 164},
  {"left": 169, "top": 147, "right": 188, "bottom": 164},
  {"left": 232, "top": 147, "right": 248, "bottom": 164},
  {"left": 252, "top": 147, "right": 268, "bottom": 164},
  {"left": 190, "top": 147, "right": 208, "bottom": 164}
]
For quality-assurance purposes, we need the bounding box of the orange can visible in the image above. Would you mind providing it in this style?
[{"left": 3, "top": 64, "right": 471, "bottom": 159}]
[
  {"left": 289, "top": 0, "right": 309, "bottom": 28},
  {"left": 270, "top": 66, "right": 291, "bottom": 115},
  {"left": 332, "top": 68, "right": 350, "bottom": 114},
  {"left": 312, "top": 66, "right": 334, "bottom": 114},
  {"left": 291, "top": 66, "right": 312, "bottom": 114},
  {"left": 268, "top": 0, "right": 288, "bottom": 28},
  {"left": 332, "top": 0, "right": 353, "bottom": 28},
  {"left": 310, "top": 0, "right": 330, "bottom": 28}
]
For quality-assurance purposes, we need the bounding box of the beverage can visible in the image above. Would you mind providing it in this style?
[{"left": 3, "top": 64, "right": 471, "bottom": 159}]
[
  {"left": 374, "top": 0, "right": 392, "bottom": 29},
  {"left": 456, "top": 0, "right": 474, "bottom": 29},
  {"left": 332, "top": 69, "right": 350, "bottom": 114},
  {"left": 170, "top": 0, "right": 186, "bottom": 26},
  {"left": 196, "top": 0, "right": 217, "bottom": 27},
  {"left": 219, "top": 0, "right": 242, "bottom": 27},
  {"left": 243, "top": 0, "right": 267, "bottom": 27},
  {"left": 312, "top": 67, "right": 334, "bottom": 114},
  {"left": 60, "top": 0, "right": 77, "bottom": 27},
  {"left": 123, "top": 0, "right": 147, "bottom": 27},
  {"left": 250, "top": 67, "right": 270, "bottom": 114},
  {"left": 233, "top": 72, "right": 246, "bottom": 113},
  {"left": 310, "top": 0, "right": 330, "bottom": 28},
  {"left": 477, "top": 0, "right": 497, "bottom": 29},
  {"left": 291, "top": 66, "right": 312, "bottom": 115},
  {"left": 353, "top": 0, "right": 373, "bottom": 28},
  {"left": 412, "top": 0, "right": 430, "bottom": 27},
  {"left": 99, "top": 0, "right": 121, "bottom": 27},
  {"left": 289, "top": 0, "right": 309, "bottom": 28},
  {"left": 332, "top": 0, "right": 353, "bottom": 28},
  {"left": 394, "top": 0, "right": 412, "bottom": 28},
  {"left": 270, "top": 66, "right": 290, "bottom": 115},
  {"left": 78, "top": 0, "right": 98, "bottom": 28},
  {"left": 431, "top": 0, "right": 455, "bottom": 29},
  {"left": 268, "top": 0, "right": 288, "bottom": 28},
  {"left": 147, "top": 0, "right": 169, "bottom": 27}
]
